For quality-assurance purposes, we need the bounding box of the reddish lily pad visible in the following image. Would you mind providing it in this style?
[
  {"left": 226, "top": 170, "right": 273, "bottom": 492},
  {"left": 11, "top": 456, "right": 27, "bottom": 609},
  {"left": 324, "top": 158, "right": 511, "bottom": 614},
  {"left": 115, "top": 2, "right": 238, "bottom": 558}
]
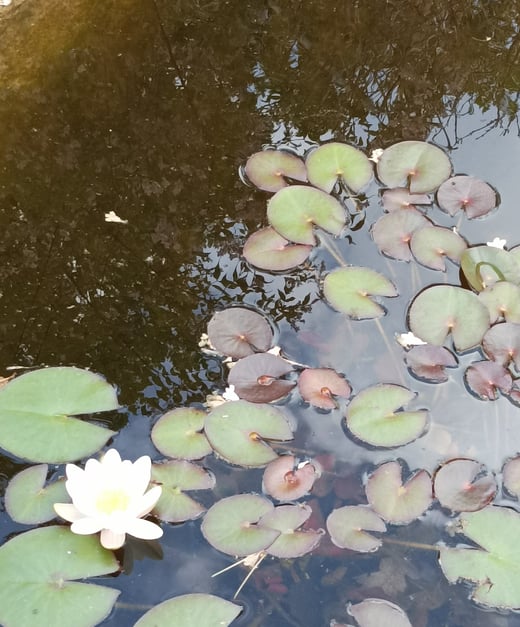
[
  {"left": 482, "top": 322, "right": 520, "bottom": 368},
  {"left": 376, "top": 141, "right": 452, "bottom": 193},
  {"left": 464, "top": 360, "right": 512, "bottom": 400},
  {"left": 345, "top": 384, "right": 428, "bottom": 448},
  {"left": 405, "top": 345, "right": 458, "bottom": 383},
  {"left": 244, "top": 150, "right": 307, "bottom": 192},
  {"left": 371, "top": 209, "right": 431, "bottom": 261},
  {"left": 433, "top": 459, "right": 497, "bottom": 512},
  {"left": 151, "top": 407, "right": 211, "bottom": 460},
  {"left": 259, "top": 504, "right": 323, "bottom": 558},
  {"left": 267, "top": 185, "right": 346, "bottom": 245},
  {"left": 243, "top": 227, "right": 312, "bottom": 271},
  {"left": 207, "top": 307, "right": 273, "bottom": 359},
  {"left": 502, "top": 456, "right": 520, "bottom": 500},
  {"left": 305, "top": 142, "right": 373, "bottom": 193},
  {"left": 365, "top": 461, "right": 432, "bottom": 524},
  {"left": 201, "top": 494, "right": 279, "bottom": 557},
  {"left": 408, "top": 285, "right": 490, "bottom": 351},
  {"left": 262, "top": 455, "right": 320, "bottom": 501},
  {"left": 326, "top": 505, "right": 386, "bottom": 552},
  {"left": 436, "top": 175, "right": 497, "bottom": 218},
  {"left": 381, "top": 188, "right": 431, "bottom": 212},
  {"left": 323, "top": 266, "right": 398, "bottom": 319},
  {"left": 228, "top": 353, "right": 295, "bottom": 403},
  {"left": 410, "top": 225, "right": 467, "bottom": 271},
  {"left": 478, "top": 282, "right": 520, "bottom": 323},
  {"left": 460, "top": 246, "right": 520, "bottom": 292},
  {"left": 297, "top": 368, "right": 351, "bottom": 409},
  {"left": 348, "top": 598, "right": 412, "bottom": 627},
  {"left": 204, "top": 400, "right": 293, "bottom": 467}
]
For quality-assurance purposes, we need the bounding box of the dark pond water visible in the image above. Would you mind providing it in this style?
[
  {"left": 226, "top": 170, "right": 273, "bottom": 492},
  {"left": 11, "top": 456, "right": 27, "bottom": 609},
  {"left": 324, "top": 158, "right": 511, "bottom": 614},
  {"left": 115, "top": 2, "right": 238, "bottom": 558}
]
[{"left": 1, "top": 1, "right": 520, "bottom": 625}]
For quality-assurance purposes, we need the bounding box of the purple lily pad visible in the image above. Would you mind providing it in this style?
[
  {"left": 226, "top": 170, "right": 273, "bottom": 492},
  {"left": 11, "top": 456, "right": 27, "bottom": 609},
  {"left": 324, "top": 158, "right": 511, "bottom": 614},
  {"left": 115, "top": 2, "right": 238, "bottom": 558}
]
[
  {"left": 410, "top": 225, "right": 467, "bottom": 271},
  {"left": 348, "top": 599, "right": 412, "bottom": 627},
  {"left": 262, "top": 455, "right": 320, "bottom": 501},
  {"left": 243, "top": 227, "right": 312, "bottom": 272},
  {"left": 433, "top": 459, "right": 497, "bottom": 513},
  {"left": 207, "top": 307, "right": 273, "bottom": 358},
  {"left": 305, "top": 142, "right": 373, "bottom": 193},
  {"left": 365, "top": 461, "right": 432, "bottom": 524},
  {"left": 244, "top": 150, "right": 307, "bottom": 192},
  {"left": 381, "top": 188, "right": 431, "bottom": 212},
  {"left": 436, "top": 175, "right": 498, "bottom": 219},
  {"left": 464, "top": 360, "right": 512, "bottom": 400},
  {"left": 228, "top": 353, "right": 295, "bottom": 403},
  {"left": 479, "top": 282, "right": 520, "bottom": 323},
  {"left": 371, "top": 209, "right": 431, "bottom": 261},
  {"left": 482, "top": 322, "right": 520, "bottom": 369},
  {"left": 297, "top": 368, "right": 351, "bottom": 409},
  {"left": 259, "top": 504, "right": 323, "bottom": 558},
  {"left": 502, "top": 456, "right": 520, "bottom": 500},
  {"left": 405, "top": 344, "right": 458, "bottom": 383},
  {"left": 326, "top": 505, "right": 386, "bottom": 552}
]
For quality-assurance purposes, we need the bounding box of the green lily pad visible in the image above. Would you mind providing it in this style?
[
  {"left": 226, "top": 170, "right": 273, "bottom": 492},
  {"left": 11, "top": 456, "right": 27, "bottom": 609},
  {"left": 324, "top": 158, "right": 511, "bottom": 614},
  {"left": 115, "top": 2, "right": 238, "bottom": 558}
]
[
  {"left": 227, "top": 353, "right": 295, "bottom": 403},
  {"left": 482, "top": 322, "right": 520, "bottom": 368},
  {"left": 436, "top": 175, "right": 498, "bottom": 219},
  {"left": 323, "top": 266, "right": 398, "bottom": 319},
  {"left": 371, "top": 210, "right": 431, "bottom": 261},
  {"left": 207, "top": 307, "right": 273, "bottom": 359},
  {"left": 407, "top": 285, "right": 490, "bottom": 351},
  {"left": 502, "top": 456, "right": 520, "bottom": 500},
  {"left": 460, "top": 246, "right": 520, "bottom": 292},
  {"left": 0, "top": 526, "right": 119, "bottom": 627},
  {"left": 433, "top": 459, "right": 496, "bottom": 512},
  {"left": 464, "top": 360, "right": 512, "bottom": 400},
  {"left": 267, "top": 185, "right": 346, "bottom": 245},
  {"left": 0, "top": 367, "right": 118, "bottom": 463},
  {"left": 478, "top": 282, "right": 520, "bottom": 323},
  {"left": 152, "top": 461, "right": 215, "bottom": 523},
  {"left": 204, "top": 400, "right": 293, "bottom": 467},
  {"left": 376, "top": 141, "right": 452, "bottom": 193},
  {"left": 326, "top": 505, "right": 386, "bottom": 552},
  {"left": 244, "top": 150, "right": 307, "bottom": 192},
  {"left": 305, "top": 142, "right": 373, "bottom": 193},
  {"left": 348, "top": 598, "right": 412, "bottom": 627},
  {"left": 410, "top": 225, "right": 467, "bottom": 271},
  {"left": 5, "top": 464, "right": 68, "bottom": 525},
  {"left": 201, "top": 494, "right": 279, "bottom": 556},
  {"left": 259, "top": 504, "right": 323, "bottom": 558},
  {"left": 345, "top": 384, "right": 428, "bottom": 448},
  {"left": 134, "top": 593, "right": 241, "bottom": 627},
  {"left": 243, "top": 227, "right": 312, "bottom": 271},
  {"left": 151, "top": 407, "right": 212, "bottom": 460},
  {"left": 365, "top": 461, "right": 432, "bottom": 524},
  {"left": 381, "top": 188, "right": 432, "bottom": 212},
  {"left": 439, "top": 505, "right": 520, "bottom": 609}
]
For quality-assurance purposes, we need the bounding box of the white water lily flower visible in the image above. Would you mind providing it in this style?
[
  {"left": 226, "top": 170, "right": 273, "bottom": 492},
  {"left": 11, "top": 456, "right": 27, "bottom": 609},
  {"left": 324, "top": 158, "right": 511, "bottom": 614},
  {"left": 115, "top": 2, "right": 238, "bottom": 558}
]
[{"left": 54, "top": 449, "right": 163, "bottom": 550}]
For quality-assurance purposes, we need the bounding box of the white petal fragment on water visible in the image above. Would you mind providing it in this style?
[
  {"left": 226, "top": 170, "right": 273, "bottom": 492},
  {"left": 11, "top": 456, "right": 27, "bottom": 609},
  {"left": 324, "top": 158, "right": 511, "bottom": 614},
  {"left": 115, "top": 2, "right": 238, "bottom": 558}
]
[
  {"left": 104, "top": 211, "right": 128, "bottom": 224},
  {"left": 486, "top": 237, "right": 506, "bottom": 249}
]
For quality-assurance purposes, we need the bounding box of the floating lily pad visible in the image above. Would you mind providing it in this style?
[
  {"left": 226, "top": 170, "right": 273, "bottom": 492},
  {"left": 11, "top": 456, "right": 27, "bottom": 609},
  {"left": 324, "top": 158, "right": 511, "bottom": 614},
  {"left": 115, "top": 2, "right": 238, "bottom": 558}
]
[
  {"left": 262, "top": 455, "right": 320, "bottom": 501},
  {"left": 151, "top": 407, "right": 211, "bottom": 460},
  {"left": 405, "top": 345, "right": 458, "bottom": 383},
  {"left": 201, "top": 494, "right": 279, "bottom": 556},
  {"left": 5, "top": 464, "right": 68, "bottom": 525},
  {"left": 410, "top": 225, "right": 467, "bottom": 271},
  {"left": 323, "top": 266, "right": 398, "bottom": 319},
  {"left": 439, "top": 505, "right": 520, "bottom": 609},
  {"left": 0, "top": 367, "right": 118, "bottom": 463},
  {"left": 305, "top": 142, "right": 373, "bottom": 193},
  {"left": 408, "top": 285, "right": 490, "bottom": 351},
  {"left": 460, "top": 246, "right": 520, "bottom": 292},
  {"left": 376, "top": 141, "right": 451, "bottom": 193},
  {"left": 381, "top": 188, "right": 431, "bottom": 212},
  {"left": 207, "top": 307, "right": 273, "bottom": 358},
  {"left": 244, "top": 150, "right": 307, "bottom": 192},
  {"left": 152, "top": 461, "right": 215, "bottom": 523},
  {"left": 433, "top": 459, "right": 497, "bottom": 512},
  {"left": 464, "top": 360, "right": 512, "bottom": 400},
  {"left": 267, "top": 185, "right": 346, "bottom": 245},
  {"left": 259, "top": 504, "right": 323, "bottom": 558},
  {"left": 297, "top": 368, "right": 351, "bottom": 409},
  {"left": 502, "top": 456, "right": 520, "bottom": 500},
  {"left": 371, "top": 209, "right": 430, "bottom": 261},
  {"left": 204, "top": 400, "right": 293, "bottom": 467},
  {"left": 482, "top": 322, "right": 520, "bottom": 368},
  {"left": 348, "top": 598, "right": 412, "bottom": 627},
  {"left": 365, "top": 461, "right": 432, "bottom": 524},
  {"left": 134, "top": 593, "right": 242, "bottom": 627},
  {"left": 436, "top": 175, "right": 497, "bottom": 218},
  {"left": 0, "top": 526, "right": 119, "bottom": 627},
  {"left": 479, "top": 282, "right": 520, "bottom": 323},
  {"left": 345, "top": 384, "right": 428, "bottom": 448},
  {"left": 326, "top": 505, "right": 386, "bottom": 552},
  {"left": 243, "top": 227, "right": 312, "bottom": 271},
  {"left": 228, "top": 353, "right": 295, "bottom": 403}
]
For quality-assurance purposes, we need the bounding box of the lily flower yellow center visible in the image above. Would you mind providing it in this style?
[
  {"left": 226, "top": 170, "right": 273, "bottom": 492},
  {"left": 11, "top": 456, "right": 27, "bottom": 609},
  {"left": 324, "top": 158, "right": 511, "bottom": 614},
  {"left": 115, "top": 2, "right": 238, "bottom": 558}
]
[{"left": 54, "top": 448, "right": 163, "bottom": 550}]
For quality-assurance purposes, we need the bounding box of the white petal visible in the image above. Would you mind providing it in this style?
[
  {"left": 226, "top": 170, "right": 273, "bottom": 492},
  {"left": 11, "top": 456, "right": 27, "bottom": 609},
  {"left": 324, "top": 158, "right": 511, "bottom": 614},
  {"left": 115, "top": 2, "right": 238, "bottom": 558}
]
[
  {"left": 71, "top": 517, "right": 105, "bottom": 535},
  {"left": 100, "top": 529, "right": 126, "bottom": 549},
  {"left": 128, "top": 455, "right": 152, "bottom": 496},
  {"left": 54, "top": 503, "right": 83, "bottom": 522},
  {"left": 125, "top": 518, "right": 163, "bottom": 540},
  {"left": 134, "top": 486, "right": 162, "bottom": 517},
  {"left": 101, "top": 449, "right": 121, "bottom": 467}
]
